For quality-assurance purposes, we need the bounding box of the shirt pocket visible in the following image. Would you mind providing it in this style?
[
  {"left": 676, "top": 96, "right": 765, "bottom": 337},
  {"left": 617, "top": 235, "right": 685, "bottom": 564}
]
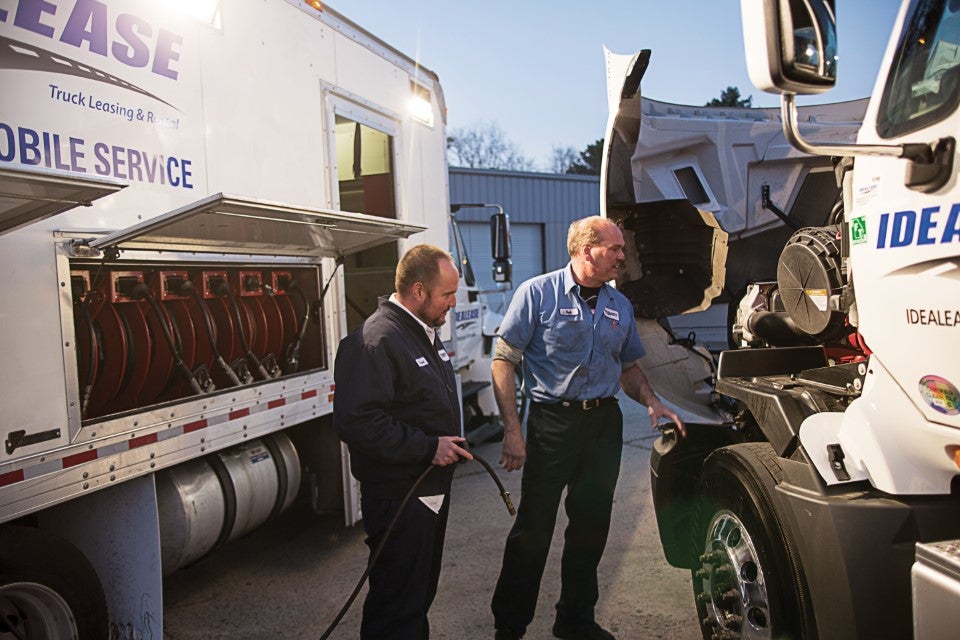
[
  {"left": 596, "top": 311, "right": 626, "bottom": 357},
  {"left": 542, "top": 318, "right": 591, "bottom": 365}
]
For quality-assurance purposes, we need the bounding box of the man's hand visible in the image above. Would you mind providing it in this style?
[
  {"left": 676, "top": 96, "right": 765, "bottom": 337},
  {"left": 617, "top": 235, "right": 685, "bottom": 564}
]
[
  {"left": 647, "top": 399, "right": 686, "bottom": 438},
  {"left": 433, "top": 436, "right": 472, "bottom": 466},
  {"left": 621, "top": 364, "right": 687, "bottom": 438},
  {"left": 499, "top": 427, "right": 526, "bottom": 471}
]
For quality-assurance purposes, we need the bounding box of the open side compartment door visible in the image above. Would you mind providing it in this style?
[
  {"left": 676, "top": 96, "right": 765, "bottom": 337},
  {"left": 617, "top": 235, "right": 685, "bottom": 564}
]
[
  {"left": 0, "top": 165, "right": 125, "bottom": 237},
  {"left": 89, "top": 193, "right": 427, "bottom": 257}
]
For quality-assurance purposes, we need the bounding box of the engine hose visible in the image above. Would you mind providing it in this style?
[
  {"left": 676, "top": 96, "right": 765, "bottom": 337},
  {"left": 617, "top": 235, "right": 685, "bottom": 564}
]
[{"left": 318, "top": 451, "right": 515, "bottom": 640}]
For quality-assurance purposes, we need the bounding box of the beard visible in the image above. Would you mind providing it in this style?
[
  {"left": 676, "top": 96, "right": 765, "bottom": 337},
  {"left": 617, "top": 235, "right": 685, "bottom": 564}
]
[{"left": 425, "top": 312, "right": 448, "bottom": 328}]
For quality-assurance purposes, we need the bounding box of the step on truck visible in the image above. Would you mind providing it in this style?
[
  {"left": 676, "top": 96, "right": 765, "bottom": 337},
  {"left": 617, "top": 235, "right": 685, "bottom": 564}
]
[
  {"left": 0, "top": 0, "right": 508, "bottom": 637},
  {"left": 602, "top": 0, "right": 960, "bottom": 638}
]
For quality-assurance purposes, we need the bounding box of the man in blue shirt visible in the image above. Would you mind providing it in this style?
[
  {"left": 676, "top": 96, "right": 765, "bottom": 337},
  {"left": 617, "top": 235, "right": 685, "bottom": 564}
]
[{"left": 490, "top": 216, "right": 684, "bottom": 640}]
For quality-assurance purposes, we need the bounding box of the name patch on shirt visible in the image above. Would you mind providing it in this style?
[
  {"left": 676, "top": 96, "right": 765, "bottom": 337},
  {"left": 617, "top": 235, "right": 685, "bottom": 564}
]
[
  {"left": 416, "top": 357, "right": 429, "bottom": 367},
  {"left": 559, "top": 307, "right": 581, "bottom": 317},
  {"left": 438, "top": 349, "right": 450, "bottom": 362},
  {"left": 603, "top": 308, "right": 620, "bottom": 321}
]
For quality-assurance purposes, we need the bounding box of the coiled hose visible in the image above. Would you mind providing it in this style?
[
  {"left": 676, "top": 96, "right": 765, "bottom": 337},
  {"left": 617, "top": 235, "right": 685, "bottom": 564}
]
[{"left": 319, "top": 451, "right": 515, "bottom": 640}]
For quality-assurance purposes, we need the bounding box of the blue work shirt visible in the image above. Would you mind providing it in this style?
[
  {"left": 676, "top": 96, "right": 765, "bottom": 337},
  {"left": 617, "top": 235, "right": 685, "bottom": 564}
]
[{"left": 498, "top": 264, "right": 646, "bottom": 403}]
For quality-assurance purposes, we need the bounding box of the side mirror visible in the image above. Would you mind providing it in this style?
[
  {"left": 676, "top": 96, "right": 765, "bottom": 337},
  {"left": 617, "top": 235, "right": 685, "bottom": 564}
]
[
  {"left": 741, "top": 0, "right": 837, "bottom": 95},
  {"left": 490, "top": 211, "right": 512, "bottom": 284}
]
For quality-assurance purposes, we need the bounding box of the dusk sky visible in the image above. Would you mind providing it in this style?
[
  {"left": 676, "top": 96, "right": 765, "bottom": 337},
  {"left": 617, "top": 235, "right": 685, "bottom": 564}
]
[{"left": 334, "top": 0, "right": 904, "bottom": 170}]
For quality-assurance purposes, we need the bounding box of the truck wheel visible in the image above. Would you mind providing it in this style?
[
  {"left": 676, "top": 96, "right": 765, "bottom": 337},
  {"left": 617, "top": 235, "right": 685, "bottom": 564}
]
[
  {"left": 691, "top": 443, "right": 814, "bottom": 640},
  {"left": 0, "top": 525, "right": 108, "bottom": 640}
]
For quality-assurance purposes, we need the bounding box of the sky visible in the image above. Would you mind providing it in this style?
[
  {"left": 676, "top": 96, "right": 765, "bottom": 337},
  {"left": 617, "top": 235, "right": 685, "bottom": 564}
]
[{"left": 332, "top": 0, "right": 904, "bottom": 171}]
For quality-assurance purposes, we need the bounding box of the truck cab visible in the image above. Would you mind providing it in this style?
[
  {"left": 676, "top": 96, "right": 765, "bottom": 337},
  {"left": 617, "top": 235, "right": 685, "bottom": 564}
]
[{"left": 604, "top": 1, "right": 960, "bottom": 637}]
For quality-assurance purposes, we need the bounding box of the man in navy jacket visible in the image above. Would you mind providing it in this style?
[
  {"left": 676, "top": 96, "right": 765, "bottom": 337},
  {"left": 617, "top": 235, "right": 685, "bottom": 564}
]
[{"left": 334, "top": 244, "right": 471, "bottom": 640}]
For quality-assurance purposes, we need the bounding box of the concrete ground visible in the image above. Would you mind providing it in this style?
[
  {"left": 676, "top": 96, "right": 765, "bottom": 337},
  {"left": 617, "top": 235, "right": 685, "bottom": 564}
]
[{"left": 163, "top": 393, "right": 701, "bottom": 639}]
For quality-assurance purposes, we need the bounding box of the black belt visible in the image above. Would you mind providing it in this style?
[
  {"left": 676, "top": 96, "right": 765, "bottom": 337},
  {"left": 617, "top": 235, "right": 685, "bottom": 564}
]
[{"left": 536, "top": 397, "right": 617, "bottom": 411}]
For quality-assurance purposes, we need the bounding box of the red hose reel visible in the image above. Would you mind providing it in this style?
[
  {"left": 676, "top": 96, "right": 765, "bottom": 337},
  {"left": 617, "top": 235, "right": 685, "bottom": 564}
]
[{"left": 72, "top": 264, "right": 321, "bottom": 421}]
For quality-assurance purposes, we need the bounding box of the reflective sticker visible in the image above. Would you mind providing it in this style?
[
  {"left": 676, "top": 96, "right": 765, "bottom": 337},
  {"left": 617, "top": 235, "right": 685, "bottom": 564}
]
[
  {"left": 416, "top": 357, "right": 429, "bottom": 367},
  {"left": 918, "top": 375, "right": 960, "bottom": 416}
]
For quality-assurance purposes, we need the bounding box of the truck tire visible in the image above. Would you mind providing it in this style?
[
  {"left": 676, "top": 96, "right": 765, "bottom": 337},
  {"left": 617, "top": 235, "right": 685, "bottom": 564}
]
[
  {"left": 691, "top": 443, "right": 814, "bottom": 640},
  {"left": 0, "top": 525, "right": 108, "bottom": 640}
]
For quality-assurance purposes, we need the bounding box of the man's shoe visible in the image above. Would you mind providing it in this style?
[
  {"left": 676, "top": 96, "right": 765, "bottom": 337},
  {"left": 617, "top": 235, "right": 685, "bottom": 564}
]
[
  {"left": 495, "top": 629, "right": 523, "bottom": 640},
  {"left": 552, "top": 619, "right": 615, "bottom": 640}
]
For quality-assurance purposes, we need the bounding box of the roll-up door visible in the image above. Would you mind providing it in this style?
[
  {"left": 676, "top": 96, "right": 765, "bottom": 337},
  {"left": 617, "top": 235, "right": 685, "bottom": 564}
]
[{"left": 461, "top": 221, "right": 543, "bottom": 309}]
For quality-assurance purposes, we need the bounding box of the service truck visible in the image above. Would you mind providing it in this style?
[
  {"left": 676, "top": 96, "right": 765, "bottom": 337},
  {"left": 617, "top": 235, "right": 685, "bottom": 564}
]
[
  {"left": 602, "top": 0, "right": 960, "bottom": 638},
  {"left": 0, "top": 0, "right": 508, "bottom": 637}
]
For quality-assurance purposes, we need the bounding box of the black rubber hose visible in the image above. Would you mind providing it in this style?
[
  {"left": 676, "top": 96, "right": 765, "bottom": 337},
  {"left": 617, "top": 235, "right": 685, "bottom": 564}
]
[
  {"left": 318, "top": 451, "right": 514, "bottom": 640},
  {"left": 185, "top": 285, "right": 242, "bottom": 387},
  {"left": 222, "top": 288, "right": 270, "bottom": 380},
  {"left": 132, "top": 284, "right": 203, "bottom": 395},
  {"left": 78, "top": 291, "right": 97, "bottom": 418}
]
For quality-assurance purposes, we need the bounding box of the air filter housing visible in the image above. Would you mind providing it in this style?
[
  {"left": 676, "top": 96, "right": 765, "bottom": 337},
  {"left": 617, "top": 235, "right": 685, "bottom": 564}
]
[{"left": 776, "top": 226, "right": 846, "bottom": 338}]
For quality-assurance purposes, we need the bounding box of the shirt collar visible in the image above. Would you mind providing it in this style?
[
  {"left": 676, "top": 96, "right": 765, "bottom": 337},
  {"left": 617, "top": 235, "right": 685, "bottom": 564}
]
[
  {"left": 388, "top": 293, "right": 436, "bottom": 343},
  {"left": 563, "top": 262, "right": 609, "bottom": 296}
]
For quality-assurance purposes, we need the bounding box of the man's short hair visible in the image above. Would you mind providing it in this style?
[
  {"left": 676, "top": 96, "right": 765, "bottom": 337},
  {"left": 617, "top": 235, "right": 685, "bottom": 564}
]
[
  {"left": 567, "top": 216, "right": 619, "bottom": 257},
  {"left": 395, "top": 244, "right": 456, "bottom": 295}
]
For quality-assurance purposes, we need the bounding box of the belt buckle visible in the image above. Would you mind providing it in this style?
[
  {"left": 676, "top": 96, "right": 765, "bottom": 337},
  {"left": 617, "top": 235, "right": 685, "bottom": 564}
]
[{"left": 582, "top": 398, "right": 600, "bottom": 411}]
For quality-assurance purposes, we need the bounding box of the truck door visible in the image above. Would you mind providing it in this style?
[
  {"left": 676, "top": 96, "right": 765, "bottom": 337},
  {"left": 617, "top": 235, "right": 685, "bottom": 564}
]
[{"left": 332, "top": 112, "right": 401, "bottom": 331}]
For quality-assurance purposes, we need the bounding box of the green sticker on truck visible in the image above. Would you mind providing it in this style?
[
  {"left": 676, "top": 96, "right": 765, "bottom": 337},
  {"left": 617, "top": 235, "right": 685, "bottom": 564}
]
[{"left": 851, "top": 217, "right": 867, "bottom": 245}]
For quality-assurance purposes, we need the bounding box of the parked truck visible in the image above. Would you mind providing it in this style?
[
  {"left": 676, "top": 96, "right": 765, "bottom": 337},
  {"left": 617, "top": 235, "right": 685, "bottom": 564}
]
[
  {"left": 603, "top": 0, "right": 960, "bottom": 638},
  {"left": 0, "top": 1, "right": 508, "bottom": 637}
]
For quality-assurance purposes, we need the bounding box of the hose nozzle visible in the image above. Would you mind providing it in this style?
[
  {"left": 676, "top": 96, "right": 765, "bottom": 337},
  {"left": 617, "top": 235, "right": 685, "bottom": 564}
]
[{"left": 501, "top": 491, "right": 516, "bottom": 516}]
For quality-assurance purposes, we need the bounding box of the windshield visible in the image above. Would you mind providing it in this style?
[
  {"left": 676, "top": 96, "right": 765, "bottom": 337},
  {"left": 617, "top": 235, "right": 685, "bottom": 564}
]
[{"left": 877, "top": 0, "right": 960, "bottom": 138}]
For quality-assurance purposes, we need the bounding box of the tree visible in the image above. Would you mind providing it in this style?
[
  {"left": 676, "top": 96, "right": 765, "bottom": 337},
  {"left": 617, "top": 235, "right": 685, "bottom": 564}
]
[
  {"left": 549, "top": 146, "right": 580, "bottom": 174},
  {"left": 550, "top": 138, "right": 603, "bottom": 175},
  {"left": 446, "top": 122, "right": 536, "bottom": 171},
  {"left": 705, "top": 86, "right": 753, "bottom": 108}
]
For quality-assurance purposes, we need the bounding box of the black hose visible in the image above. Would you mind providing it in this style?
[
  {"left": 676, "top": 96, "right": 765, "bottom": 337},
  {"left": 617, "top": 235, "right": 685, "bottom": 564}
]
[
  {"left": 186, "top": 285, "right": 242, "bottom": 387},
  {"left": 222, "top": 288, "right": 271, "bottom": 380},
  {"left": 318, "top": 451, "right": 514, "bottom": 640},
  {"left": 78, "top": 290, "right": 97, "bottom": 418},
  {"left": 133, "top": 284, "right": 203, "bottom": 395}
]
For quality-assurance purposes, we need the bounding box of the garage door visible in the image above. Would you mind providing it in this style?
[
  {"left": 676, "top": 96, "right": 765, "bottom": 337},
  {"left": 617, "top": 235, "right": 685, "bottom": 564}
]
[{"left": 461, "top": 221, "right": 543, "bottom": 310}]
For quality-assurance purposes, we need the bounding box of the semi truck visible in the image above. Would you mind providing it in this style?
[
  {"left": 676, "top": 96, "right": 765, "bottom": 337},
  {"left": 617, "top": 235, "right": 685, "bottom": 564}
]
[
  {"left": 602, "top": 0, "right": 960, "bottom": 638},
  {"left": 0, "top": 0, "right": 507, "bottom": 637}
]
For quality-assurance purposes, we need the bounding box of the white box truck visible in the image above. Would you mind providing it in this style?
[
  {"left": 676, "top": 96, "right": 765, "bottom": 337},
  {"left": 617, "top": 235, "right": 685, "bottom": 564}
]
[
  {"left": 0, "top": 1, "right": 506, "bottom": 637},
  {"left": 602, "top": 0, "right": 960, "bottom": 637}
]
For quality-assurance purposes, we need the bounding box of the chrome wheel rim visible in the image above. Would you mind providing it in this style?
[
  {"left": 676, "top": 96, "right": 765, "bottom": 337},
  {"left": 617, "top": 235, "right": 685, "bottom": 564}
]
[{"left": 695, "top": 510, "right": 771, "bottom": 640}]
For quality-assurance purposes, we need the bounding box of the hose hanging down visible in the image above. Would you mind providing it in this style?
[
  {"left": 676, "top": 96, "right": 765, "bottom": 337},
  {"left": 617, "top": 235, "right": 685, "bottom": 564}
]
[{"left": 318, "top": 451, "right": 515, "bottom": 640}]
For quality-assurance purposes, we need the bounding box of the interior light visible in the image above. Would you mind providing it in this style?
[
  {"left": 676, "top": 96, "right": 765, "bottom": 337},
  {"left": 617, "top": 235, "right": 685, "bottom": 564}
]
[
  {"left": 165, "top": 0, "right": 221, "bottom": 26},
  {"left": 410, "top": 82, "right": 434, "bottom": 127}
]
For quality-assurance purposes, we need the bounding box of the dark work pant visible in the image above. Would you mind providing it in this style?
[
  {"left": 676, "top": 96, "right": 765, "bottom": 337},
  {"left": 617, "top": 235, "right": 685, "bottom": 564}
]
[
  {"left": 491, "top": 400, "right": 623, "bottom": 634},
  {"left": 360, "top": 491, "right": 450, "bottom": 640}
]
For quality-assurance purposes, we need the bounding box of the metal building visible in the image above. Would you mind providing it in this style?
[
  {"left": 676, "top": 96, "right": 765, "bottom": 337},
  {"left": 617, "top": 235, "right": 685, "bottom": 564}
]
[{"left": 448, "top": 167, "right": 601, "bottom": 310}]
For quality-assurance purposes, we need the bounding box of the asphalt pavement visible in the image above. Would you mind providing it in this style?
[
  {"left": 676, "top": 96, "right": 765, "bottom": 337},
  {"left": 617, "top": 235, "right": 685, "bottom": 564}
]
[{"left": 162, "top": 392, "right": 701, "bottom": 639}]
